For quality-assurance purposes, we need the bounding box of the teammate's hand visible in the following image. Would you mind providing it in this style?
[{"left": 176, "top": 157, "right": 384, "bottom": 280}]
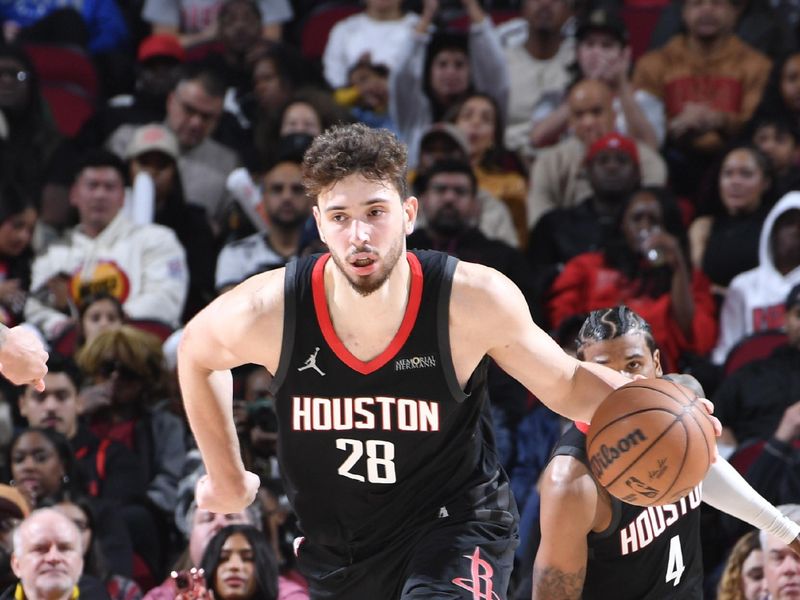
[
  {"left": 195, "top": 470, "right": 260, "bottom": 514},
  {"left": 0, "top": 326, "right": 47, "bottom": 391}
]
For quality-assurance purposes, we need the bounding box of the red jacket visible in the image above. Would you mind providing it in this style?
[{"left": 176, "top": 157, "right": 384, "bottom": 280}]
[{"left": 547, "top": 252, "right": 718, "bottom": 369}]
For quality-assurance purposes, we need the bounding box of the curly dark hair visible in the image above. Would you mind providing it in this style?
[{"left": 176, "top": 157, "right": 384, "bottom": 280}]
[{"left": 301, "top": 123, "right": 408, "bottom": 201}]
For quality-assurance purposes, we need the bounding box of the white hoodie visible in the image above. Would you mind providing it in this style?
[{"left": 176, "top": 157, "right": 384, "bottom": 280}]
[
  {"left": 712, "top": 192, "right": 800, "bottom": 364},
  {"left": 25, "top": 211, "right": 189, "bottom": 339}
]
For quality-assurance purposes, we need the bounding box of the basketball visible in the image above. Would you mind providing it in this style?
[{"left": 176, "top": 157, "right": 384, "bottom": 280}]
[{"left": 585, "top": 378, "right": 716, "bottom": 507}]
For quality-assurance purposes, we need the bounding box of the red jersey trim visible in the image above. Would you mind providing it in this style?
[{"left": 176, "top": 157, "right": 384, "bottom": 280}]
[
  {"left": 574, "top": 421, "right": 590, "bottom": 434},
  {"left": 311, "top": 252, "right": 424, "bottom": 375}
]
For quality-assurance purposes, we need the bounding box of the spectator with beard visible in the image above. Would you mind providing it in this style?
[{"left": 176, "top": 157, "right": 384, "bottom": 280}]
[
  {"left": 197, "top": 0, "right": 264, "bottom": 94},
  {"left": 215, "top": 146, "right": 312, "bottom": 292},
  {"left": 407, "top": 158, "right": 538, "bottom": 315},
  {"left": 412, "top": 123, "right": 518, "bottom": 247},
  {"left": 527, "top": 132, "right": 641, "bottom": 306}
]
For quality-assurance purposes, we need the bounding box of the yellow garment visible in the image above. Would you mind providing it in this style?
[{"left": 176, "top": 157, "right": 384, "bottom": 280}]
[
  {"left": 334, "top": 86, "right": 360, "bottom": 108},
  {"left": 15, "top": 583, "right": 79, "bottom": 600},
  {"left": 474, "top": 165, "right": 528, "bottom": 247}
]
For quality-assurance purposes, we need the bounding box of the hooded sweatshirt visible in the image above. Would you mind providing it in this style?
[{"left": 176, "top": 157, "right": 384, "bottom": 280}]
[
  {"left": 25, "top": 211, "right": 188, "bottom": 339},
  {"left": 712, "top": 192, "right": 800, "bottom": 364}
]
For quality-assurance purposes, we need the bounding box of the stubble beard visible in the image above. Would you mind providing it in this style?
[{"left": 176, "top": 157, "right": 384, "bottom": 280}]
[{"left": 329, "top": 233, "right": 406, "bottom": 297}]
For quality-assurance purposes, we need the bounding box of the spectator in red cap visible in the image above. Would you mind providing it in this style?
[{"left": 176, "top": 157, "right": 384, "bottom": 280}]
[
  {"left": 71, "top": 33, "right": 186, "bottom": 154},
  {"left": 546, "top": 185, "right": 717, "bottom": 370},
  {"left": 527, "top": 79, "right": 667, "bottom": 228}
]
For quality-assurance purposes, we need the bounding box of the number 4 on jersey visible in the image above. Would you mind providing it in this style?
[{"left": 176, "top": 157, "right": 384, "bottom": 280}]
[{"left": 665, "top": 534, "right": 685, "bottom": 587}]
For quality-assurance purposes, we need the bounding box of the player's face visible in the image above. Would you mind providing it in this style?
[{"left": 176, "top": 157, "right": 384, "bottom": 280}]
[
  {"left": 313, "top": 174, "right": 417, "bottom": 296},
  {"left": 579, "top": 331, "right": 662, "bottom": 378},
  {"left": 213, "top": 533, "right": 256, "bottom": 600},
  {"left": 764, "top": 533, "right": 800, "bottom": 599},
  {"left": 741, "top": 547, "right": 766, "bottom": 600}
]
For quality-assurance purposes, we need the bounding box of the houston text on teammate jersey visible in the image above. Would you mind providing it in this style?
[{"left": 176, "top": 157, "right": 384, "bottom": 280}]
[
  {"left": 292, "top": 396, "right": 440, "bottom": 432},
  {"left": 619, "top": 485, "right": 702, "bottom": 555}
]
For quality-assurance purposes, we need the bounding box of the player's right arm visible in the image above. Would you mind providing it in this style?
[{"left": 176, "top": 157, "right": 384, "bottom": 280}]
[
  {"left": 453, "top": 262, "right": 631, "bottom": 423},
  {"left": 177, "top": 269, "right": 285, "bottom": 513},
  {"left": 532, "top": 455, "right": 602, "bottom": 600}
]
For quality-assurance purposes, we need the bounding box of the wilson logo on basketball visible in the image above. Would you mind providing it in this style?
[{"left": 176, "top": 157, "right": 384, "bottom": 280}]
[{"left": 589, "top": 428, "right": 648, "bottom": 480}]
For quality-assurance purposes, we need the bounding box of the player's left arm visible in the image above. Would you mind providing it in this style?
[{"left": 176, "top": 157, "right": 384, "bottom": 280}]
[
  {"left": 456, "top": 263, "right": 630, "bottom": 423},
  {"left": 702, "top": 457, "right": 800, "bottom": 555},
  {"left": 533, "top": 457, "right": 599, "bottom": 599}
]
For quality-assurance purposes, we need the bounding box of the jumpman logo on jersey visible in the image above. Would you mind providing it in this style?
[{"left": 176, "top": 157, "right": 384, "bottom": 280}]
[
  {"left": 451, "top": 547, "right": 499, "bottom": 600},
  {"left": 298, "top": 347, "right": 326, "bottom": 376}
]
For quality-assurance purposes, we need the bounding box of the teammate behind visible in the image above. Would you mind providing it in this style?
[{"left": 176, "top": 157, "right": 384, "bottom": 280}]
[{"left": 532, "top": 306, "right": 800, "bottom": 600}]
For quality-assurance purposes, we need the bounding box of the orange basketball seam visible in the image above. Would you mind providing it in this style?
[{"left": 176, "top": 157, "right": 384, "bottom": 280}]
[
  {"left": 681, "top": 400, "right": 715, "bottom": 473},
  {"left": 651, "top": 417, "right": 690, "bottom": 505}
]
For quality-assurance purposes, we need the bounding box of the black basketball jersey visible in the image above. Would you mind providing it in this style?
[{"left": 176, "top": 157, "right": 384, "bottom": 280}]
[
  {"left": 270, "top": 251, "right": 511, "bottom": 553},
  {"left": 552, "top": 424, "right": 704, "bottom": 600}
]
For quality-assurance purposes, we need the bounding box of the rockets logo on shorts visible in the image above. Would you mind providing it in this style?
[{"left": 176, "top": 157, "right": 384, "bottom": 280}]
[{"left": 452, "top": 547, "right": 500, "bottom": 600}]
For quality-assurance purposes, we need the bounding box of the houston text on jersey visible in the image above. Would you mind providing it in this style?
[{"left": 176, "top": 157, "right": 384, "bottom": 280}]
[{"left": 292, "top": 396, "right": 440, "bottom": 432}]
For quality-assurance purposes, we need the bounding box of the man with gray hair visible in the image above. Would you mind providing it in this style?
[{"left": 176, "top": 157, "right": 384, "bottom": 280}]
[
  {"left": 5, "top": 509, "right": 84, "bottom": 600},
  {"left": 762, "top": 504, "right": 800, "bottom": 599}
]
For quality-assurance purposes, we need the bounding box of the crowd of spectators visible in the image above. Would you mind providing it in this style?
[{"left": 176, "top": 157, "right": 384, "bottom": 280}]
[{"left": 1, "top": 0, "right": 800, "bottom": 597}]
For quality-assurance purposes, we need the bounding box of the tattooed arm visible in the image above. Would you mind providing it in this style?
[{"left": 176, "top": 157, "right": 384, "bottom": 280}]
[{"left": 532, "top": 454, "right": 608, "bottom": 600}]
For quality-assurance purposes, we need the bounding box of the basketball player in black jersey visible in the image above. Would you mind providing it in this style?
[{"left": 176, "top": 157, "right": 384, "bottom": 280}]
[
  {"left": 532, "top": 306, "right": 800, "bottom": 600},
  {"left": 176, "top": 124, "right": 713, "bottom": 599}
]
